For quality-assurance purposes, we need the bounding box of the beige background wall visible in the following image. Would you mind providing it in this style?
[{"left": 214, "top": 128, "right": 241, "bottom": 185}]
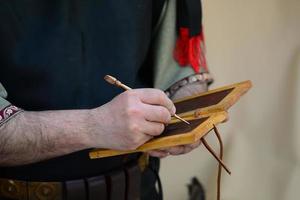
[{"left": 161, "top": 0, "right": 300, "bottom": 199}]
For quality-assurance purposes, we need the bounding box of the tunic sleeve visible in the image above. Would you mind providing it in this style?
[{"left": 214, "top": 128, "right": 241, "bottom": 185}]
[
  {"left": 153, "top": 0, "right": 212, "bottom": 91},
  {"left": 0, "top": 82, "right": 23, "bottom": 126}
]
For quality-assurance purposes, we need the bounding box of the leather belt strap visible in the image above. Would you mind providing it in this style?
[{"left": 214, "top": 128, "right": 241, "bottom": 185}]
[
  {"left": 125, "top": 165, "right": 141, "bottom": 200},
  {"left": 28, "top": 182, "right": 63, "bottom": 200},
  {"left": 86, "top": 175, "right": 107, "bottom": 200},
  {"left": 0, "top": 161, "right": 143, "bottom": 200},
  {"left": 0, "top": 179, "right": 28, "bottom": 200},
  {"left": 0, "top": 179, "right": 64, "bottom": 200},
  {"left": 106, "top": 170, "right": 126, "bottom": 200},
  {"left": 65, "top": 179, "right": 86, "bottom": 200}
]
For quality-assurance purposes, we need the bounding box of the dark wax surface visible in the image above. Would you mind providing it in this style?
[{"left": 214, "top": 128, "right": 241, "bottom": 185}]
[
  {"left": 0, "top": 0, "right": 164, "bottom": 181},
  {"left": 156, "top": 118, "right": 209, "bottom": 138},
  {"left": 175, "top": 88, "right": 234, "bottom": 114}
]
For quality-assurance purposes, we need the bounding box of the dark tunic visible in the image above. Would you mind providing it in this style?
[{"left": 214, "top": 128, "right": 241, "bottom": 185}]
[{"left": 0, "top": 2, "right": 164, "bottom": 196}]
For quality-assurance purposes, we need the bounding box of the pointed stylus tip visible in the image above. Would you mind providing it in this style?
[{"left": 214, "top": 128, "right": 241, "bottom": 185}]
[
  {"left": 174, "top": 114, "right": 190, "bottom": 125},
  {"left": 183, "top": 120, "right": 190, "bottom": 125}
]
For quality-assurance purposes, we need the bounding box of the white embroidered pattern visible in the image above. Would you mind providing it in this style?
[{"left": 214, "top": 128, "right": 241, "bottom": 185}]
[{"left": 0, "top": 105, "right": 21, "bottom": 125}]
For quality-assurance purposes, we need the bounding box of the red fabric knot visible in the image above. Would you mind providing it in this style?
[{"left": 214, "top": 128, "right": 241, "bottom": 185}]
[{"left": 173, "top": 27, "right": 208, "bottom": 73}]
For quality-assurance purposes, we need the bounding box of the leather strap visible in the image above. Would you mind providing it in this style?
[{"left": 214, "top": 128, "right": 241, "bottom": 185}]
[
  {"left": 125, "top": 164, "right": 141, "bottom": 200},
  {"left": 106, "top": 170, "right": 126, "bottom": 200},
  {"left": 213, "top": 125, "right": 223, "bottom": 200},
  {"left": 86, "top": 175, "right": 107, "bottom": 200},
  {"left": 0, "top": 179, "right": 27, "bottom": 200},
  {"left": 201, "top": 125, "right": 230, "bottom": 200},
  {"left": 28, "top": 182, "right": 63, "bottom": 200},
  {"left": 65, "top": 179, "right": 87, "bottom": 200},
  {"left": 0, "top": 161, "right": 143, "bottom": 200}
]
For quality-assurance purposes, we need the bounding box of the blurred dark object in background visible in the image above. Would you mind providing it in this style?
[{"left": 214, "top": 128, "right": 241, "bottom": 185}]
[{"left": 188, "top": 177, "right": 205, "bottom": 200}]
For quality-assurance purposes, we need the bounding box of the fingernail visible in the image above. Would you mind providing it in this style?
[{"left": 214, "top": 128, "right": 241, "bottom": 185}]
[{"left": 171, "top": 105, "right": 176, "bottom": 115}]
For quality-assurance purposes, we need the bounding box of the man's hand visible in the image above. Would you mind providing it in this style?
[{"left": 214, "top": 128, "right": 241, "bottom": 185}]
[
  {"left": 148, "top": 82, "right": 208, "bottom": 158},
  {"left": 148, "top": 140, "right": 202, "bottom": 158},
  {"left": 88, "top": 89, "right": 176, "bottom": 150}
]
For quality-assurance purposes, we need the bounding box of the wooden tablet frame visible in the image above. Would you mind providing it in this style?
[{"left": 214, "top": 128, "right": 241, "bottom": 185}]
[
  {"left": 172, "top": 80, "right": 252, "bottom": 120},
  {"left": 89, "top": 80, "right": 252, "bottom": 159}
]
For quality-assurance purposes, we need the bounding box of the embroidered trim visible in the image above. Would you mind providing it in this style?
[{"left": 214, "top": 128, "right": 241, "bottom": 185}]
[
  {"left": 0, "top": 105, "right": 22, "bottom": 126},
  {"left": 165, "top": 72, "right": 213, "bottom": 97}
]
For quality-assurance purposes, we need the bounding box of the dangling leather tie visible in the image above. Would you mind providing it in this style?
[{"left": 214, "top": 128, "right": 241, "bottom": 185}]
[{"left": 201, "top": 125, "right": 230, "bottom": 200}]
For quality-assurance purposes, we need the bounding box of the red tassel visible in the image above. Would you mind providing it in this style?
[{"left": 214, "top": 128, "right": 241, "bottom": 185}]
[
  {"left": 174, "top": 28, "right": 190, "bottom": 67},
  {"left": 174, "top": 27, "right": 207, "bottom": 73}
]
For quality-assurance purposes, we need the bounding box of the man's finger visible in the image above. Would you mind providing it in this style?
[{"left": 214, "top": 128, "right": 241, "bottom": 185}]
[
  {"left": 158, "top": 141, "right": 201, "bottom": 155},
  {"left": 189, "top": 140, "right": 202, "bottom": 149},
  {"left": 164, "top": 146, "right": 186, "bottom": 155},
  {"left": 148, "top": 150, "right": 169, "bottom": 158},
  {"left": 141, "top": 104, "right": 171, "bottom": 124},
  {"left": 135, "top": 89, "right": 176, "bottom": 115},
  {"left": 141, "top": 120, "right": 165, "bottom": 136}
]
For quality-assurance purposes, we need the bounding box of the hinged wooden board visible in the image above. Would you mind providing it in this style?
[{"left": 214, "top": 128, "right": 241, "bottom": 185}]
[
  {"left": 89, "top": 80, "right": 252, "bottom": 159},
  {"left": 172, "top": 80, "right": 252, "bottom": 121},
  {"left": 89, "top": 112, "right": 228, "bottom": 159}
]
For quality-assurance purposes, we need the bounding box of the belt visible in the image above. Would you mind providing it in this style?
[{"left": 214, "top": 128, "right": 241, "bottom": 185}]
[{"left": 0, "top": 159, "right": 146, "bottom": 200}]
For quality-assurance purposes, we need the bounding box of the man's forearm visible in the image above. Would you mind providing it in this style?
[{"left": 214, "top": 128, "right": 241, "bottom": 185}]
[
  {"left": 0, "top": 109, "right": 93, "bottom": 166},
  {"left": 0, "top": 88, "right": 177, "bottom": 166}
]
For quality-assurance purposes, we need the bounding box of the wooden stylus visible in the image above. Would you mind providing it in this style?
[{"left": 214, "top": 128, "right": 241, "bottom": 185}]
[{"left": 104, "top": 75, "right": 190, "bottom": 125}]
